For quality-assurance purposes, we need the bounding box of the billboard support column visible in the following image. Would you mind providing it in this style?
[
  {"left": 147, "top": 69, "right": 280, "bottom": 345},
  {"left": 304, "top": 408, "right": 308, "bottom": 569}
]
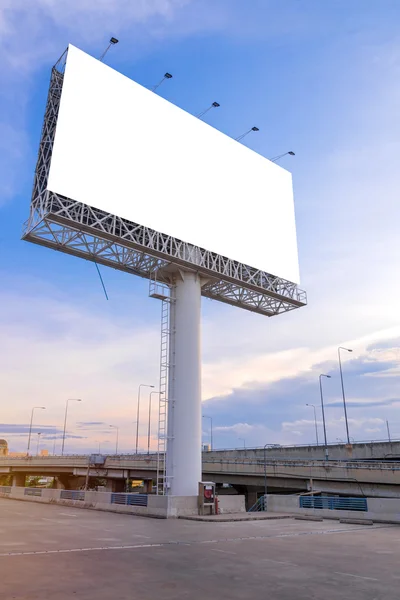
[{"left": 166, "top": 270, "right": 203, "bottom": 496}]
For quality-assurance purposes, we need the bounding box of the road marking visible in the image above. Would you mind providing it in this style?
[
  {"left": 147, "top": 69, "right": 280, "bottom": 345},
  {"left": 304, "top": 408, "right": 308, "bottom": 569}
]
[
  {"left": 262, "top": 558, "right": 296, "bottom": 566},
  {"left": 59, "top": 513, "right": 77, "bottom": 517},
  {"left": 41, "top": 518, "right": 67, "bottom": 523},
  {"left": 211, "top": 549, "right": 237, "bottom": 555},
  {"left": 0, "top": 542, "right": 26, "bottom": 547},
  {"left": 334, "top": 571, "right": 379, "bottom": 582},
  {"left": 0, "top": 524, "right": 391, "bottom": 558}
]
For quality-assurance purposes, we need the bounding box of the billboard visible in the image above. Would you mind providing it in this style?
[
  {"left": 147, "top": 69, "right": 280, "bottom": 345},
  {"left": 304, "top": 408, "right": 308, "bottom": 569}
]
[{"left": 46, "top": 45, "right": 300, "bottom": 284}]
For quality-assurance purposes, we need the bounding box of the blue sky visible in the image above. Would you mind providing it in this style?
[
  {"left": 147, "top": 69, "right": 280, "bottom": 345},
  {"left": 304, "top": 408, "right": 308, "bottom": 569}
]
[{"left": 1, "top": 1, "right": 400, "bottom": 453}]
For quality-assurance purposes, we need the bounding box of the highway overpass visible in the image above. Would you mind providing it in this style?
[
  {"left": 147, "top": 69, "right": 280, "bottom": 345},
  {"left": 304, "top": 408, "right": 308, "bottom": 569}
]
[{"left": 1, "top": 449, "right": 400, "bottom": 505}]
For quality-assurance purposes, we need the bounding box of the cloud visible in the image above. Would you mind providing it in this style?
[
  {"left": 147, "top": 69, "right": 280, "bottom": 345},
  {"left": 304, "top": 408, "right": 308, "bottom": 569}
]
[
  {"left": 76, "top": 421, "right": 107, "bottom": 428},
  {"left": 0, "top": 0, "right": 193, "bottom": 71},
  {"left": 203, "top": 333, "right": 400, "bottom": 447},
  {"left": 0, "top": 423, "right": 86, "bottom": 440},
  {"left": 0, "top": 123, "right": 30, "bottom": 202}
]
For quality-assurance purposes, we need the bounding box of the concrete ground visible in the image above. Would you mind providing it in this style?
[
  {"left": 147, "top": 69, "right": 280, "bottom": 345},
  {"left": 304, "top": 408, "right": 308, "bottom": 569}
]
[{"left": 1, "top": 498, "right": 400, "bottom": 599}]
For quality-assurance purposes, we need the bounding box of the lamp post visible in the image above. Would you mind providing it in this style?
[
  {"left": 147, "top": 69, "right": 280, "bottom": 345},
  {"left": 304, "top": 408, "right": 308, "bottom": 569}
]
[
  {"left": 147, "top": 391, "right": 161, "bottom": 455},
  {"left": 36, "top": 432, "right": 42, "bottom": 456},
  {"left": 61, "top": 399, "right": 82, "bottom": 455},
  {"left": 95, "top": 440, "right": 109, "bottom": 454},
  {"left": 238, "top": 437, "right": 246, "bottom": 449},
  {"left": 27, "top": 406, "right": 46, "bottom": 455},
  {"left": 109, "top": 425, "right": 119, "bottom": 454},
  {"left": 338, "top": 346, "right": 353, "bottom": 444},
  {"left": 136, "top": 384, "right": 154, "bottom": 454},
  {"left": 263, "top": 443, "right": 269, "bottom": 500},
  {"left": 319, "top": 374, "right": 331, "bottom": 460},
  {"left": 387, "top": 420, "right": 392, "bottom": 443},
  {"left": 202, "top": 415, "right": 213, "bottom": 450},
  {"left": 306, "top": 404, "right": 319, "bottom": 446}
]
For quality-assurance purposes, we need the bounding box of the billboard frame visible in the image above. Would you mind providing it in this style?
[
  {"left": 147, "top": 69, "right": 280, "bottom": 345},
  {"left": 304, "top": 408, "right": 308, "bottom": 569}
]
[{"left": 23, "top": 51, "right": 307, "bottom": 318}]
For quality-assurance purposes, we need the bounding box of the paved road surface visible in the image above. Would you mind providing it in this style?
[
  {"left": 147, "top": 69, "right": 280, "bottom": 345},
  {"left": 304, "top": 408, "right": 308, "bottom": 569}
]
[{"left": 1, "top": 498, "right": 399, "bottom": 599}]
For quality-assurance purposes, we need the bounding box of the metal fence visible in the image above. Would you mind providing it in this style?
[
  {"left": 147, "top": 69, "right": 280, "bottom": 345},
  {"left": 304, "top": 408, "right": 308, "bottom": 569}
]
[
  {"left": 300, "top": 496, "right": 368, "bottom": 511},
  {"left": 60, "top": 490, "right": 85, "bottom": 501},
  {"left": 111, "top": 493, "right": 148, "bottom": 507},
  {"left": 24, "top": 488, "right": 42, "bottom": 497},
  {"left": 0, "top": 486, "right": 11, "bottom": 494}
]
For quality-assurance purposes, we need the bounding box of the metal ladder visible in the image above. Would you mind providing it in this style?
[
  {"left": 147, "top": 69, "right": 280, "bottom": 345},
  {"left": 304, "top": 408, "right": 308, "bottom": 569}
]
[{"left": 149, "top": 273, "right": 175, "bottom": 494}]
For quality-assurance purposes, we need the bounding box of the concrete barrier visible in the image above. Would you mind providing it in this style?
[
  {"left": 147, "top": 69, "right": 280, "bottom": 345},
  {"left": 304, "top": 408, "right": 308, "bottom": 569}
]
[
  {"left": 218, "top": 495, "right": 246, "bottom": 514},
  {"left": 266, "top": 494, "right": 400, "bottom": 523},
  {"left": 0, "top": 486, "right": 206, "bottom": 518}
]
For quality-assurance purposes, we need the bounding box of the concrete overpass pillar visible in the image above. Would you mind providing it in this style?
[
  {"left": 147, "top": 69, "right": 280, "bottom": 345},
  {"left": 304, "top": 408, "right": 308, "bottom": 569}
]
[
  {"left": 144, "top": 480, "right": 153, "bottom": 494},
  {"left": 105, "top": 480, "right": 117, "bottom": 492},
  {"left": 246, "top": 488, "right": 259, "bottom": 510},
  {"left": 12, "top": 473, "right": 26, "bottom": 487},
  {"left": 54, "top": 475, "right": 81, "bottom": 490},
  {"left": 53, "top": 477, "right": 65, "bottom": 490}
]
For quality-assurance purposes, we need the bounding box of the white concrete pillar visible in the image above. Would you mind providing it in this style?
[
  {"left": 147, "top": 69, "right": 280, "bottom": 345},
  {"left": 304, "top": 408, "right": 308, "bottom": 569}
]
[{"left": 167, "top": 271, "right": 202, "bottom": 496}]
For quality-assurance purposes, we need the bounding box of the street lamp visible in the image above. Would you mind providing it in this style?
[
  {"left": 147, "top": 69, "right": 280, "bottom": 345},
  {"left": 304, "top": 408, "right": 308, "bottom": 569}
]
[
  {"left": 61, "top": 399, "right": 82, "bottom": 456},
  {"left": 27, "top": 406, "right": 46, "bottom": 455},
  {"left": 36, "top": 432, "right": 42, "bottom": 456},
  {"left": 202, "top": 415, "right": 213, "bottom": 450},
  {"left": 147, "top": 391, "right": 162, "bottom": 455},
  {"left": 306, "top": 404, "right": 319, "bottom": 446},
  {"left": 338, "top": 346, "right": 353, "bottom": 444},
  {"left": 319, "top": 374, "right": 331, "bottom": 460},
  {"left": 386, "top": 420, "right": 392, "bottom": 443},
  {"left": 136, "top": 384, "right": 154, "bottom": 454},
  {"left": 95, "top": 440, "right": 109, "bottom": 454},
  {"left": 109, "top": 425, "right": 119, "bottom": 454},
  {"left": 238, "top": 437, "right": 246, "bottom": 449},
  {"left": 263, "top": 443, "right": 269, "bottom": 500}
]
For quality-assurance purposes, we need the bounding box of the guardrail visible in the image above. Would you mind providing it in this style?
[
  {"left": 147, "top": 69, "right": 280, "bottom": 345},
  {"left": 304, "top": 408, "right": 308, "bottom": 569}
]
[
  {"left": 111, "top": 493, "right": 148, "bottom": 507},
  {"left": 24, "top": 488, "right": 42, "bottom": 497},
  {"left": 60, "top": 490, "right": 85, "bottom": 501},
  {"left": 300, "top": 496, "right": 368, "bottom": 511}
]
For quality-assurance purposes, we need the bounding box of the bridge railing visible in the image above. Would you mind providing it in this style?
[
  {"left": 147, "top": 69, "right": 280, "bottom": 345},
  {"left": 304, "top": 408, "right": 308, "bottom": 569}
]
[
  {"left": 24, "top": 488, "right": 42, "bottom": 497},
  {"left": 202, "top": 458, "right": 400, "bottom": 471},
  {"left": 111, "top": 493, "right": 148, "bottom": 507},
  {"left": 300, "top": 496, "right": 368, "bottom": 511},
  {"left": 60, "top": 490, "right": 85, "bottom": 501}
]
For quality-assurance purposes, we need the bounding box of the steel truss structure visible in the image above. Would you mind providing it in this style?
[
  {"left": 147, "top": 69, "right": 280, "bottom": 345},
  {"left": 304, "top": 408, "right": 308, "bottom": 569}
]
[{"left": 23, "top": 52, "right": 307, "bottom": 318}]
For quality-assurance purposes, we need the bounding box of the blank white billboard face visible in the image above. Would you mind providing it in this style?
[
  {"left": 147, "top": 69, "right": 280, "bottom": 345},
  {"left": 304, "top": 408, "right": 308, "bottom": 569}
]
[{"left": 47, "top": 45, "right": 300, "bottom": 283}]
